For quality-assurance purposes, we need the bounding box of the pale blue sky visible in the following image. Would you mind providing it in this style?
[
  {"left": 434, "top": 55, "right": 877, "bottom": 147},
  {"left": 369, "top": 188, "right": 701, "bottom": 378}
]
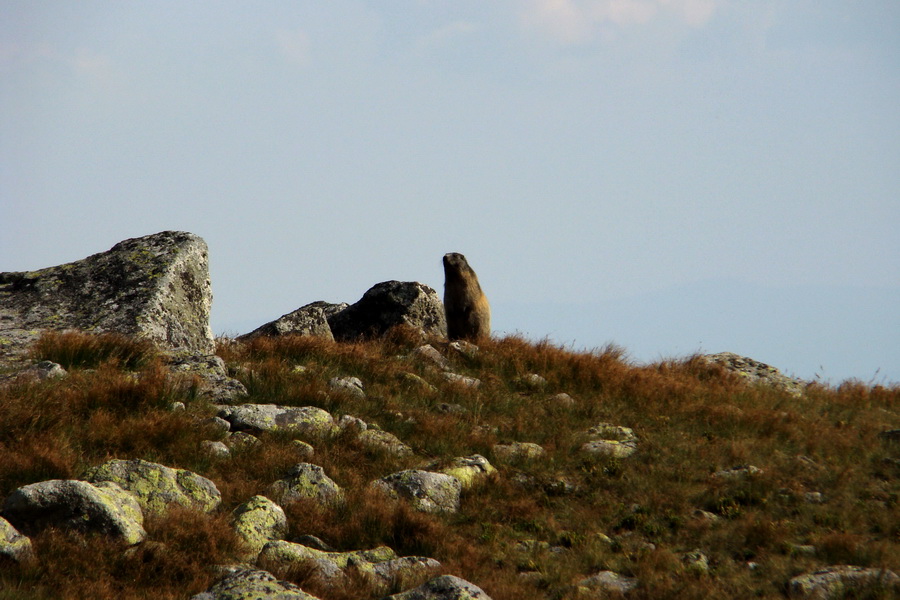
[{"left": 2, "top": 1, "right": 898, "bottom": 384}]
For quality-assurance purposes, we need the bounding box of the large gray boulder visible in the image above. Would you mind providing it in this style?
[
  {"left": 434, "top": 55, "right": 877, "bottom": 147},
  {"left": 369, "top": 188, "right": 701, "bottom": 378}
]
[
  {"left": 190, "top": 567, "right": 321, "bottom": 600},
  {"left": 239, "top": 301, "right": 347, "bottom": 342},
  {"left": 83, "top": 458, "right": 221, "bottom": 515},
  {"left": 0, "top": 231, "right": 214, "bottom": 360},
  {"left": 1, "top": 479, "right": 146, "bottom": 545},
  {"left": 383, "top": 575, "right": 493, "bottom": 600},
  {"left": 328, "top": 281, "right": 447, "bottom": 341}
]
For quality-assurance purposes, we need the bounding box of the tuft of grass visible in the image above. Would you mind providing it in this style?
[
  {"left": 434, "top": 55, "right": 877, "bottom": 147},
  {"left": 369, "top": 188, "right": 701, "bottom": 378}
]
[{"left": 30, "top": 330, "right": 157, "bottom": 370}]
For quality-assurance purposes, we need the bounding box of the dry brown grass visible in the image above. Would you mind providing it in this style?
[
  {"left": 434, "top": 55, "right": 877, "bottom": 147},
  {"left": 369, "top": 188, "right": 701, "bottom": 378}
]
[{"left": 2, "top": 330, "right": 898, "bottom": 599}]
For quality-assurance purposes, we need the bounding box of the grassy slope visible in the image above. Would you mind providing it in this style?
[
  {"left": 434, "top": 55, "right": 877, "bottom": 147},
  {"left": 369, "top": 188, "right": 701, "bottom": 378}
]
[{"left": 0, "top": 330, "right": 898, "bottom": 600}]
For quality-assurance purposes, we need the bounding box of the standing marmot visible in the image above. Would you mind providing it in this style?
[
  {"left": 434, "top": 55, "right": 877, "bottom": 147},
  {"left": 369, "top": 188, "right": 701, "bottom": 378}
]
[{"left": 443, "top": 252, "right": 490, "bottom": 341}]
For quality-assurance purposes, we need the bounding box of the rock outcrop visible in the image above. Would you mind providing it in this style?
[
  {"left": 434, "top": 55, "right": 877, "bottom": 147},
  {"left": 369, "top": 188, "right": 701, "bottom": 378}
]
[
  {"left": 0, "top": 231, "right": 214, "bottom": 360},
  {"left": 328, "top": 281, "right": 447, "bottom": 341},
  {"left": 703, "top": 352, "right": 806, "bottom": 396}
]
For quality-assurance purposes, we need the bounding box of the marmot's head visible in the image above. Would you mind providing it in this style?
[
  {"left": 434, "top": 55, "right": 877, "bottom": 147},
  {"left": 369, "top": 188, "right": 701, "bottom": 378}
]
[{"left": 443, "top": 252, "right": 471, "bottom": 277}]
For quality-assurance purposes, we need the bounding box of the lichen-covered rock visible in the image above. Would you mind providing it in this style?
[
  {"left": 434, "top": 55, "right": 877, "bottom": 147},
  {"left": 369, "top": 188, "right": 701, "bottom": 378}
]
[
  {"left": 84, "top": 458, "right": 221, "bottom": 515},
  {"left": 383, "top": 574, "right": 493, "bottom": 599},
  {"left": 0, "top": 231, "right": 214, "bottom": 360},
  {"left": 788, "top": 565, "right": 899, "bottom": 598},
  {"left": 190, "top": 567, "right": 321, "bottom": 600},
  {"left": 0, "top": 516, "right": 34, "bottom": 563},
  {"left": 574, "top": 570, "right": 639, "bottom": 596},
  {"left": 239, "top": 301, "right": 345, "bottom": 341},
  {"left": 258, "top": 541, "right": 424, "bottom": 591},
  {"left": 328, "top": 281, "right": 447, "bottom": 341},
  {"left": 231, "top": 495, "right": 287, "bottom": 560},
  {"left": 266, "top": 463, "right": 344, "bottom": 508},
  {"left": 372, "top": 470, "right": 462, "bottom": 514},
  {"left": 702, "top": 352, "right": 806, "bottom": 396},
  {"left": 217, "top": 404, "right": 337, "bottom": 438},
  {"left": 434, "top": 455, "right": 496, "bottom": 489},
  {"left": 357, "top": 428, "right": 414, "bottom": 457},
  {"left": 1, "top": 479, "right": 146, "bottom": 545},
  {"left": 580, "top": 423, "right": 639, "bottom": 459},
  {"left": 492, "top": 442, "right": 546, "bottom": 464}
]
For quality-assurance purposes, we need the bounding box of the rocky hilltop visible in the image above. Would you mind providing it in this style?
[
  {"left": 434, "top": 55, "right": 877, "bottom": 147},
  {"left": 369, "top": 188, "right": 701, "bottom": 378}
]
[{"left": 1, "top": 232, "right": 896, "bottom": 600}]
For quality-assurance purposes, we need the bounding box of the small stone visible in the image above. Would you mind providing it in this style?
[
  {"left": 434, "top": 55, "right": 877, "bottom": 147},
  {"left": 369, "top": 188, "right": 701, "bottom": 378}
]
[
  {"left": 711, "top": 465, "right": 763, "bottom": 480},
  {"left": 492, "top": 442, "right": 546, "bottom": 463},
  {"left": 515, "top": 373, "right": 547, "bottom": 389},
  {"left": 337, "top": 414, "right": 368, "bottom": 435},
  {"left": 547, "top": 392, "right": 575, "bottom": 407},
  {"left": 292, "top": 440, "right": 315, "bottom": 460},
  {"left": 442, "top": 372, "right": 481, "bottom": 388},
  {"left": 329, "top": 376, "right": 366, "bottom": 399},
  {"left": 372, "top": 470, "right": 462, "bottom": 514},
  {"left": 201, "top": 416, "right": 232, "bottom": 435},
  {"left": 804, "top": 492, "right": 825, "bottom": 504},
  {"left": 448, "top": 340, "right": 480, "bottom": 359},
  {"left": 575, "top": 570, "right": 638, "bottom": 595},
  {"left": 682, "top": 549, "right": 710, "bottom": 574},
  {"left": 200, "top": 440, "right": 231, "bottom": 459},
  {"left": 357, "top": 428, "right": 414, "bottom": 457},
  {"left": 225, "top": 431, "right": 262, "bottom": 450},
  {"left": 411, "top": 344, "right": 451, "bottom": 370},
  {"left": 266, "top": 463, "right": 344, "bottom": 508}
]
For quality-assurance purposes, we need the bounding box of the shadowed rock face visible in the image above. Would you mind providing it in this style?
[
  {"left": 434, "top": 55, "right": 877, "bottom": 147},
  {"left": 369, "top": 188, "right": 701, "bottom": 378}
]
[
  {"left": 0, "top": 231, "right": 214, "bottom": 359},
  {"left": 328, "top": 281, "right": 447, "bottom": 341}
]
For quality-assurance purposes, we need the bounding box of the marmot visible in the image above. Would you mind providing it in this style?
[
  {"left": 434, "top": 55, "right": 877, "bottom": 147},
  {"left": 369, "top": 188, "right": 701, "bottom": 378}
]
[{"left": 443, "top": 252, "right": 490, "bottom": 341}]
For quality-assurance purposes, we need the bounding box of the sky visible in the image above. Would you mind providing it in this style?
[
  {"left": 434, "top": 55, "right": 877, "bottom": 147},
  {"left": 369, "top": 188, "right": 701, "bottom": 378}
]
[{"left": 2, "top": 1, "right": 898, "bottom": 385}]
